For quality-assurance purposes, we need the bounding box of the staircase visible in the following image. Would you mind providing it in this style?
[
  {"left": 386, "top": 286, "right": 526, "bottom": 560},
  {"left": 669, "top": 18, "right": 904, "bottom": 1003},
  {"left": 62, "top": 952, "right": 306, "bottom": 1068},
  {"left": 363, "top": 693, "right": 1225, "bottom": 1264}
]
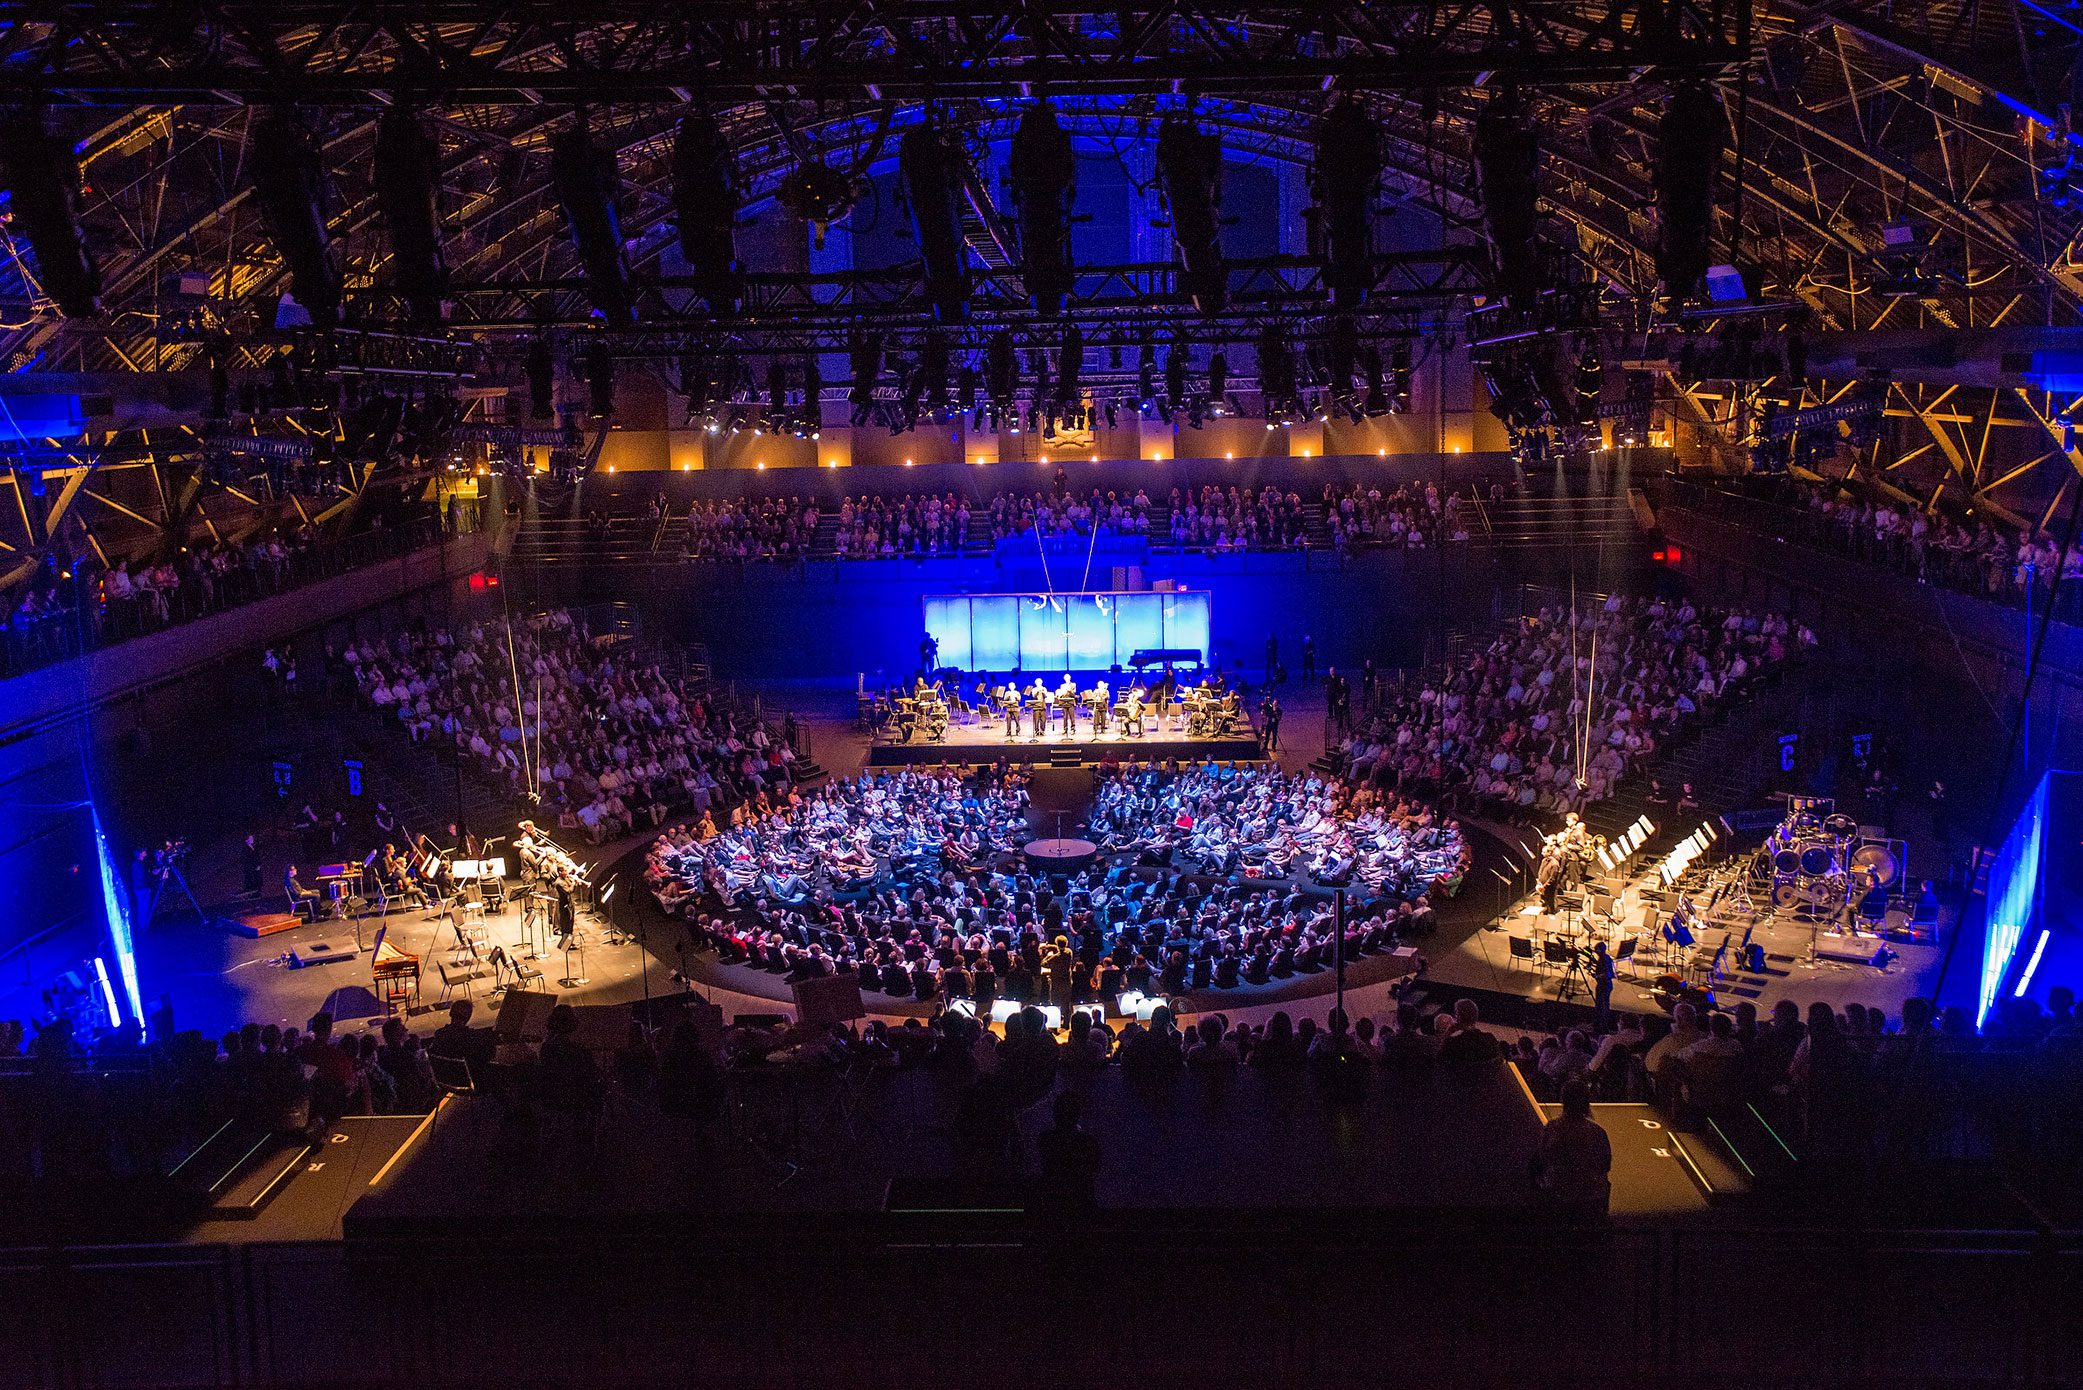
[
  {"left": 1588, "top": 662, "right": 1809, "bottom": 844},
  {"left": 508, "top": 515, "right": 665, "bottom": 567},
  {"left": 1479, "top": 490, "right": 1641, "bottom": 548}
]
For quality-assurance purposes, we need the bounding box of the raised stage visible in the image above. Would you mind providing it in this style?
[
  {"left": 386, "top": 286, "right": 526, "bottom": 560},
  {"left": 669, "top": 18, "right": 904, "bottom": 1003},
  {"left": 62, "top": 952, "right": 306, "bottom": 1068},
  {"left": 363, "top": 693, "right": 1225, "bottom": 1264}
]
[
  {"left": 867, "top": 720, "right": 1262, "bottom": 766},
  {"left": 1427, "top": 833, "right": 1945, "bottom": 1023}
]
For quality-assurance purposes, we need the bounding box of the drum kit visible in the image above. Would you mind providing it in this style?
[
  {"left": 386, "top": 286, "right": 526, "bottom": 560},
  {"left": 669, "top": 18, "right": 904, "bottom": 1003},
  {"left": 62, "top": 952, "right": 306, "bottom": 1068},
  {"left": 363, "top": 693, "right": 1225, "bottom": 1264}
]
[{"left": 1752, "top": 805, "right": 1900, "bottom": 913}]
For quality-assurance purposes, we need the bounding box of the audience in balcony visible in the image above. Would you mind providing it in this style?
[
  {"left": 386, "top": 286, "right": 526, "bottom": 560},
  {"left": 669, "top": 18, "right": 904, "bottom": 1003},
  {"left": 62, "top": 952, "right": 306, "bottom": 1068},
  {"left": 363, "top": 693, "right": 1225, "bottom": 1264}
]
[
  {"left": 682, "top": 495, "right": 819, "bottom": 561},
  {"left": 1693, "top": 473, "right": 2083, "bottom": 621},
  {"left": 3, "top": 513, "right": 443, "bottom": 677},
  {"left": 832, "top": 492, "right": 970, "bottom": 557}
]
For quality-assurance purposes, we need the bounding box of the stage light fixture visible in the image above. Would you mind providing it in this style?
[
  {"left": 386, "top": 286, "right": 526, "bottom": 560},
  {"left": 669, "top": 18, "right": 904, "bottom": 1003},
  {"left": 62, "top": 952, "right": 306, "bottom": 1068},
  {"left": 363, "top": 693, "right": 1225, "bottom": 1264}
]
[
  {"left": 1056, "top": 325, "right": 1084, "bottom": 406},
  {"left": 986, "top": 330, "right": 1017, "bottom": 410},
  {"left": 802, "top": 356, "right": 822, "bottom": 437},
  {"left": 848, "top": 332, "right": 885, "bottom": 424},
  {"left": 1137, "top": 340, "right": 1156, "bottom": 406},
  {"left": 1390, "top": 342, "right": 1412, "bottom": 412},
  {"left": 550, "top": 118, "right": 634, "bottom": 326},
  {"left": 1105, "top": 401, "right": 1119, "bottom": 429},
  {"left": 248, "top": 110, "right": 342, "bottom": 328},
  {"left": 1155, "top": 116, "right": 1226, "bottom": 313},
  {"left": 1165, "top": 345, "right": 1186, "bottom": 415},
  {"left": 1208, "top": 350, "right": 1228, "bottom": 412},
  {"left": 776, "top": 160, "right": 861, "bottom": 250},
  {"left": 767, "top": 359, "right": 788, "bottom": 423},
  {"left": 1325, "top": 316, "right": 1358, "bottom": 415},
  {"left": 921, "top": 331, "right": 952, "bottom": 419},
  {"left": 899, "top": 120, "right": 972, "bottom": 322},
  {"left": 1657, "top": 84, "right": 1728, "bottom": 304},
  {"left": 372, "top": 108, "right": 448, "bottom": 323},
  {"left": 1255, "top": 324, "right": 1296, "bottom": 422},
  {"left": 1472, "top": 92, "right": 1543, "bottom": 305},
  {"left": 672, "top": 110, "right": 743, "bottom": 315},
  {"left": 1314, "top": 99, "right": 1382, "bottom": 309},
  {"left": 1575, "top": 343, "right": 1603, "bottom": 428},
  {"left": 584, "top": 339, "right": 615, "bottom": 419},
  {"left": 0, "top": 109, "right": 102, "bottom": 317},
  {"left": 1010, "top": 103, "right": 1077, "bottom": 316}
]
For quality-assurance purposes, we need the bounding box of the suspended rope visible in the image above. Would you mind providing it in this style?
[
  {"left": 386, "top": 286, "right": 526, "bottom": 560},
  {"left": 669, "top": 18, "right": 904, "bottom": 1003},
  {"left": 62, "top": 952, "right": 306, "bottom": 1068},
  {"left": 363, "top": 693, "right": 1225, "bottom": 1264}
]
[
  {"left": 1077, "top": 505, "right": 1104, "bottom": 593},
  {"left": 1033, "top": 506, "right": 1056, "bottom": 595},
  {"left": 503, "top": 602, "right": 531, "bottom": 800},
  {"left": 1568, "top": 574, "right": 1583, "bottom": 786}
]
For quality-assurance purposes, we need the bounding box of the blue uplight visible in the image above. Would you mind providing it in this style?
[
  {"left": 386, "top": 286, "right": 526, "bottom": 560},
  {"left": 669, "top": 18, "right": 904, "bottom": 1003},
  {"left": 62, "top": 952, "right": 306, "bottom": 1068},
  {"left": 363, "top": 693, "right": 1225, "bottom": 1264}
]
[
  {"left": 1979, "top": 774, "right": 2047, "bottom": 1027},
  {"left": 90, "top": 804, "right": 145, "bottom": 1029}
]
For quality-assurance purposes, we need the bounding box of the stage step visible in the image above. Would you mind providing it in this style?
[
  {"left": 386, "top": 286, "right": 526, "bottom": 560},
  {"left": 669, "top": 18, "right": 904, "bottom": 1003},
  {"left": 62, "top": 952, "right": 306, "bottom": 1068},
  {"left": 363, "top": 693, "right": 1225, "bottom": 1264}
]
[
  {"left": 228, "top": 911, "right": 303, "bottom": 939},
  {"left": 1048, "top": 746, "right": 1084, "bottom": 767},
  {"left": 166, "top": 1119, "right": 319, "bottom": 1217},
  {"left": 1668, "top": 1126, "right": 1754, "bottom": 1204}
]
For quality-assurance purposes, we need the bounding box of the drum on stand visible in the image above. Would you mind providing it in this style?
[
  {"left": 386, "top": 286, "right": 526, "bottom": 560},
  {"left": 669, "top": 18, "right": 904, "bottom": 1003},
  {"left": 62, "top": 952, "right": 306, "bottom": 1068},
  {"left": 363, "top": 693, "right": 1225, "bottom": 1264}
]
[
  {"left": 1798, "top": 843, "right": 1839, "bottom": 876},
  {"left": 1770, "top": 879, "right": 1801, "bottom": 910},
  {"left": 1773, "top": 846, "right": 1804, "bottom": 874}
]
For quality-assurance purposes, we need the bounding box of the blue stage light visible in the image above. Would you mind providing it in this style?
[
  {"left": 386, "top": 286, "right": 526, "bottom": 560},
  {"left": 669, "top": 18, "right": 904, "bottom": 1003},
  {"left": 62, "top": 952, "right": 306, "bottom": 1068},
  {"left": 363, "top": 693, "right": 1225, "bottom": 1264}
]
[
  {"left": 91, "top": 804, "right": 145, "bottom": 1028},
  {"left": 1979, "top": 775, "right": 2046, "bottom": 1027}
]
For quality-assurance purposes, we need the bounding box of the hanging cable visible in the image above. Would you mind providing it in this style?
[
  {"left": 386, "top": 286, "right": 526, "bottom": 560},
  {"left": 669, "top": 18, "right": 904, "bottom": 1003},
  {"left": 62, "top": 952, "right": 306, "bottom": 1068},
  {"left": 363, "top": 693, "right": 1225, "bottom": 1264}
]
[{"left": 502, "top": 598, "right": 531, "bottom": 799}]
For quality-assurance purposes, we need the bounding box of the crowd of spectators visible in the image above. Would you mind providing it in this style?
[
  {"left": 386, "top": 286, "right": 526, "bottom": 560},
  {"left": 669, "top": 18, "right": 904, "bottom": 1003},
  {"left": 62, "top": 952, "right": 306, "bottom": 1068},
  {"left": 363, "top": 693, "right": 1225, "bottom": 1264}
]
[
  {"left": 831, "top": 492, "right": 971, "bottom": 557},
  {"left": 348, "top": 607, "right": 800, "bottom": 843},
  {"left": 645, "top": 761, "right": 1464, "bottom": 1006},
  {"left": 3, "top": 513, "right": 443, "bottom": 678},
  {"left": 1680, "top": 474, "right": 2083, "bottom": 623},
  {"left": 6, "top": 968, "right": 2076, "bottom": 1201},
  {"left": 1321, "top": 481, "right": 1473, "bottom": 554},
  {"left": 1329, "top": 593, "right": 1812, "bottom": 824},
  {"left": 1507, "top": 985, "right": 2083, "bottom": 1169},
  {"left": 989, "top": 487, "right": 1156, "bottom": 543},
  {"left": 577, "top": 477, "right": 1521, "bottom": 569},
  {"left": 673, "top": 495, "right": 819, "bottom": 561}
]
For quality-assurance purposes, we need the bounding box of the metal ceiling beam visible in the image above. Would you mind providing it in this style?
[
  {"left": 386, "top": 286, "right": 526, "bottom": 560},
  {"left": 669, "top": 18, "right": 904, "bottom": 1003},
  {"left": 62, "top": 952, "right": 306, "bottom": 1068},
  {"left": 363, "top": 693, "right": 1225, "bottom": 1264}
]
[{"left": 0, "top": 1, "right": 1751, "bottom": 103}]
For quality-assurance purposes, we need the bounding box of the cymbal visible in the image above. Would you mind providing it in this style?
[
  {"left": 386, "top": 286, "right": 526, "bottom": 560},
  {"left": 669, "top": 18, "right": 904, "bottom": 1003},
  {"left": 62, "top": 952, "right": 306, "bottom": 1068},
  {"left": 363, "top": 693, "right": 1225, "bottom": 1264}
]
[{"left": 1848, "top": 842, "right": 1898, "bottom": 887}]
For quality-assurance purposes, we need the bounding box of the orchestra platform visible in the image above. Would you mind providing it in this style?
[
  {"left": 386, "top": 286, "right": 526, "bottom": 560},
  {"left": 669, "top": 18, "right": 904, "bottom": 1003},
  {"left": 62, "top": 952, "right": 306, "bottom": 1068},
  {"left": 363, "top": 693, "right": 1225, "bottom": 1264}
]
[{"left": 1425, "top": 831, "right": 1946, "bottom": 1023}]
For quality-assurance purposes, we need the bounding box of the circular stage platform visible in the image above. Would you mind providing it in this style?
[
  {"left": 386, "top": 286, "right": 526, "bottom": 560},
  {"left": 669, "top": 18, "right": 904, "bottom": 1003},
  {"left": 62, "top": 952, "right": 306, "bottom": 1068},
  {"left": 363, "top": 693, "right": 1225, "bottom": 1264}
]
[{"left": 1024, "top": 836, "right": 1100, "bottom": 875}]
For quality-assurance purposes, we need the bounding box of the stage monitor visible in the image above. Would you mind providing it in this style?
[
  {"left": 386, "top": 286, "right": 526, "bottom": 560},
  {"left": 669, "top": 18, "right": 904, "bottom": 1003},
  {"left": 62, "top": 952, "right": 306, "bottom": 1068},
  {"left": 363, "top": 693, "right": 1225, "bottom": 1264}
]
[{"left": 923, "top": 591, "right": 1210, "bottom": 674}]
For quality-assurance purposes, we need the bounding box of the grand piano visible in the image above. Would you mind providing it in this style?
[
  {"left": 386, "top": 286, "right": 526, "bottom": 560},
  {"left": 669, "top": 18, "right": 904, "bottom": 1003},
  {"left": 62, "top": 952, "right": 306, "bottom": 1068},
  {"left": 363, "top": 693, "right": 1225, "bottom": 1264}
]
[{"left": 1127, "top": 647, "right": 1205, "bottom": 671}]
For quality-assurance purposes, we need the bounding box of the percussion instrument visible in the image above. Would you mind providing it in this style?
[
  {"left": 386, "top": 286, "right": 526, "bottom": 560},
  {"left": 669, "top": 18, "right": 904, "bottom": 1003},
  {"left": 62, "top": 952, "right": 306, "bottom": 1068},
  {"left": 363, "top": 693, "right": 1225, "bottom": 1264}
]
[
  {"left": 1848, "top": 842, "right": 1899, "bottom": 888},
  {"left": 1798, "top": 843, "right": 1838, "bottom": 876},
  {"left": 1822, "top": 812, "right": 1860, "bottom": 837},
  {"left": 1773, "top": 846, "right": 1803, "bottom": 874}
]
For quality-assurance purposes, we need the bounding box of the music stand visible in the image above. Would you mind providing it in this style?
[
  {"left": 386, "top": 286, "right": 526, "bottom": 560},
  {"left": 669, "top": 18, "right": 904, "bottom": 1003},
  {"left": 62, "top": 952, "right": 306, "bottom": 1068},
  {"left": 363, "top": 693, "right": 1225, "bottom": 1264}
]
[{"left": 559, "top": 927, "right": 589, "bottom": 987}]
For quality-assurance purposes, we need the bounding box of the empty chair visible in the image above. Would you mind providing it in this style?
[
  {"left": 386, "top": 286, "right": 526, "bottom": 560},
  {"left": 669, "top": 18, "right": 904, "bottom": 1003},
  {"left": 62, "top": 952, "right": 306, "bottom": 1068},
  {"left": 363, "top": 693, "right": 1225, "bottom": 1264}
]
[
  {"left": 1614, "top": 935, "right": 1641, "bottom": 980},
  {"left": 1509, "top": 935, "right": 1538, "bottom": 973}
]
